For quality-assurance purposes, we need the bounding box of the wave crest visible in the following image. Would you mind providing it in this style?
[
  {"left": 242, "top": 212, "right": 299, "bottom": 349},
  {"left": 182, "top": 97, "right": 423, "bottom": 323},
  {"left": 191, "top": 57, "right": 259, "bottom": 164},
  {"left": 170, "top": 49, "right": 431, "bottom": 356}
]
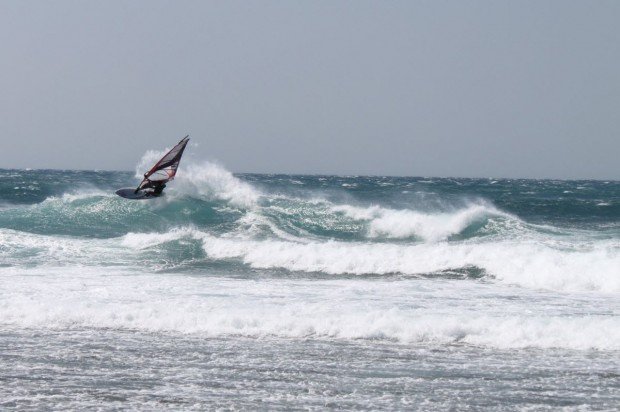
[
  {"left": 1, "top": 266, "right": 617, "bottom": 350},
  {"left": 196, "top": 234, "right": 620, "bottom": 293},
  {"left": 172, "top": 162, "right": 259, "bottom": 208},
  {"left": 333, "top": 203, "right": 507, "bottom": 241},
  {"left": 135, "top": 148, "right": 259, "bottom": 208}
]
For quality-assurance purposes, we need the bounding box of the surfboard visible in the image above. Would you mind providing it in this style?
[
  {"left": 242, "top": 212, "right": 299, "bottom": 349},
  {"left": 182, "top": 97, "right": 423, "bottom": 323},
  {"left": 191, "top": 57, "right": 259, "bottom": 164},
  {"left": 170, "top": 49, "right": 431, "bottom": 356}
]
[{"left": 115, "top": 188, "right": 162, "bottom": 200}]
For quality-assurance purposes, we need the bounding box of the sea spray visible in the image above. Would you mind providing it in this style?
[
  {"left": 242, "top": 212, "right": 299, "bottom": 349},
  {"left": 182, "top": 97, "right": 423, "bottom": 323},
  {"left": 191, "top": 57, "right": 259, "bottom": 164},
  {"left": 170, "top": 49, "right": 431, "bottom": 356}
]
[
  {"left": 173, "top": 162, "right": 260, "bottom": 208},
  {"left": 331, "top": 202, "right": 510, "bottom": 241},
  {"left": 0, "top": 167, "right": 618, "bottom": 353},
  {"left": 1, "top": 166, "right": 618, "bottom": 410}
]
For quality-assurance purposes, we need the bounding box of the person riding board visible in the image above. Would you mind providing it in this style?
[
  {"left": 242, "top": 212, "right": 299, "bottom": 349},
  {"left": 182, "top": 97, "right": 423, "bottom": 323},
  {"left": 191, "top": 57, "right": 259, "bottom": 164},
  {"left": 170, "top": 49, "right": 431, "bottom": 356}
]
[
  {"left": 119, "top": 136, "right": 189, "bottom": 199},
  {"left": 135, "top": 176, "right": 166, "bottom": 196}
]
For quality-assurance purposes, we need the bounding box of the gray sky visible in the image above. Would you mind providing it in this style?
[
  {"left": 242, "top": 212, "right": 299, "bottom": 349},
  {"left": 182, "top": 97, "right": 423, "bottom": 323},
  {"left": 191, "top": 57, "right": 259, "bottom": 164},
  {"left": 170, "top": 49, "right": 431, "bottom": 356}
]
[{"left": 1, "top": 0, "right": 619, "bottom": 179}]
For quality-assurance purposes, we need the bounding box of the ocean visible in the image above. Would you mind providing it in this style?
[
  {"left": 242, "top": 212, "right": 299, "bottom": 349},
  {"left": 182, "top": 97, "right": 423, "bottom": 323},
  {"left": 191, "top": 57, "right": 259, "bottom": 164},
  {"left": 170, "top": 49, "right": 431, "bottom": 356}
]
[{"left": 0, "top": 163, "right": 618, "bottom": 410}]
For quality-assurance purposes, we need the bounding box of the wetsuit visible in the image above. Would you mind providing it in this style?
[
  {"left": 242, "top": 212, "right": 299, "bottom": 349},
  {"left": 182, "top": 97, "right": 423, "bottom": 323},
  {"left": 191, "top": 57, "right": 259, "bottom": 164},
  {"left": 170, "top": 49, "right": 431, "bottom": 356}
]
[
  {"left": 152, "top": 182, "right": 166, "bottom": 196},
  {"left": 135, "top": 180, "right": 166, "bottom": 196}
]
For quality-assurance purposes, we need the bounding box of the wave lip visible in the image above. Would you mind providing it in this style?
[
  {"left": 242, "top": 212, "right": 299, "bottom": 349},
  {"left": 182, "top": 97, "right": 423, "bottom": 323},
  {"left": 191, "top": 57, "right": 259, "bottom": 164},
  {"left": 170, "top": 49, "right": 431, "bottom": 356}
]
[
  {"left": 5, "top": 225, "right": 617, "bottom": 294},
  {"left": 332, "top": 203, "right": 509, "bottom": 242},
  {"left": 173, "top": 163, "right": 260, "bottom": 208},
  {"left": 196, "top": 233, "right": 620, "bottom": 293},
  {"left": 121, "top": 227, "right": 206, "bottom": 249}
]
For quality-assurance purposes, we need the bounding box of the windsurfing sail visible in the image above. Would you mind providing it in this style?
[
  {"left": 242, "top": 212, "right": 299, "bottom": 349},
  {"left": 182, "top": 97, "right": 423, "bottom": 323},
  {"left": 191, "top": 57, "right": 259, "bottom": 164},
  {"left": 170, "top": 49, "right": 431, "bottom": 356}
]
[{"left": 137, "top": 135, "right": 190, "bottom": 191}]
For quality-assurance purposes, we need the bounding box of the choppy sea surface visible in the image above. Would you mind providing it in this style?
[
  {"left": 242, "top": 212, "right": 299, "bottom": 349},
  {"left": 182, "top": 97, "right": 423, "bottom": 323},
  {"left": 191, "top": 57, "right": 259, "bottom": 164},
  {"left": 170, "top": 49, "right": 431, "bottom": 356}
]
[{"left": 0, "top": 161, "right": 618, "bottom": 410}]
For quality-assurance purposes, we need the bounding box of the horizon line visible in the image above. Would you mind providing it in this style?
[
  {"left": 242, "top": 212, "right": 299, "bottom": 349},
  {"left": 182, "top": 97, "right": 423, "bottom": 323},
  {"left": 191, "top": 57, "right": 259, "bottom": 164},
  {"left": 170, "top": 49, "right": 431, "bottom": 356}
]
[{"left": 1, "top": 167, "right": 617, "bottom": 183}]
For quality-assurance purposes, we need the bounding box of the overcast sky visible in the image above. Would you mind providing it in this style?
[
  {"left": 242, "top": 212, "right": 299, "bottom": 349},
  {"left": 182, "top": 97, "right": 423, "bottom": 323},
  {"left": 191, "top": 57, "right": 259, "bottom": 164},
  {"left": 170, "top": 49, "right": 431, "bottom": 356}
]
[{"left": 1, "top": 1, "right": 618, "bottom": 179}]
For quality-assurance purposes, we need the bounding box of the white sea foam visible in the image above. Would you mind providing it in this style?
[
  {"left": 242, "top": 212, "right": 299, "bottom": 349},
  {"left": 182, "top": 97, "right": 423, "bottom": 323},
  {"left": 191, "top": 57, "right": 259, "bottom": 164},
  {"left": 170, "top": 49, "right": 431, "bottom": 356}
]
[
  {"left": 135, "top": 149, "right": 259, "bottom": 208},
  {"left": 0, "top": 228, "right": 131, "bottom": 267},
  {"left": 233, "top": 211, "right": 310, "bottom": 242},
  {"left": 121, "top": 227, "right": 206, "bottom": 249},
  {"left": 196, "top": 234, "right": 620, "bottom": 293},
  {"left": 42, "top": 188, "right": 112, "bottom": 203},
  {"left": 3, "top": 168, "right": 618, "bottom": 353},
  {"left": 0, "top": 266, "right": 617, "bottom": 350},
  {"left": 0, "top": 202, "right": 17, "bottom": 211},
  {"left": 332, "top": 203, "right": 509, "bottom": 241},
  {"left": 114, "top": 221, "right": 620, "bottom": 293},
  {"left": 173, "top": 162, "right": 259, "bottom": 208},
  {"left": 0, "top": 228, "right": 88, "bottom": 258}
]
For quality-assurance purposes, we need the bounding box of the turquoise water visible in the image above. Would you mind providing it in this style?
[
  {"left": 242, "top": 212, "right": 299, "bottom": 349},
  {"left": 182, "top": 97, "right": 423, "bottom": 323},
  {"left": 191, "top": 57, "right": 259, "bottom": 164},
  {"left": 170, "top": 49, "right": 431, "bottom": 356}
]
[{"left": 0, "top": 165, "right": 618, "bottom": 409}]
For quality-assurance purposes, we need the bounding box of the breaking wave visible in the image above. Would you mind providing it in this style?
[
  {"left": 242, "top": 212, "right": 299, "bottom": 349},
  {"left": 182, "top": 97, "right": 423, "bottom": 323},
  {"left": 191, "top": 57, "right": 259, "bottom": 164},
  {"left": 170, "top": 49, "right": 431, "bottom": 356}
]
[
  {"left": 1, "top": 160, "right": 618, "bottom": 293},
  {"left": 116, "top": 227, "right": 620, "bottom": 293},
  {"left": 1, "top": 266, "right": 617, "bottom": 350},
  {"left": 332, "top": 203, "right": 509, "bottom": 241},
  {"left": 1, "top": 163, "right": 618, "bottom": 351},
  {"left": 136, "top": 150, "right": 259, "bottom": 208}
]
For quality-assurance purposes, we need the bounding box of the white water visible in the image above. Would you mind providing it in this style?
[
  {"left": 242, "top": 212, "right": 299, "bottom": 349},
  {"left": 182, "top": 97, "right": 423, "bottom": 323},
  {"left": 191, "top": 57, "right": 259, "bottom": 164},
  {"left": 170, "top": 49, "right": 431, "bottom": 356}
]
[
  {"left": 113, "top": 225, "right": 620, "bottom": 294},
  {"left": 2, "top": 162, "right": 619, "bottom": 410},
  {"left": 1, "top": 161, "right": 618, "bottom": 355},
  {"left": 137, "top": 151, "right": 259, "bottom": 208},
  {"left": 332, "top": 203, "right": 508, "bottom": 241},
  {"left": 1, "top": 265, "right": 617, "bottom": 351}
]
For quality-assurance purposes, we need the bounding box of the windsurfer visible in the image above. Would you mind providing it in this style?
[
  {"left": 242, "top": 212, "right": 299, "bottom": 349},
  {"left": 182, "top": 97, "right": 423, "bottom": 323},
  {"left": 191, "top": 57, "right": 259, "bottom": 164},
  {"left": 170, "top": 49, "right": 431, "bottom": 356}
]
[
  {"left": 135, "top": 179, "right": 166, "bottom": 196},
  {"left": 151, "top": 181, "right": 166, "bottom": 196},
  {"left": 118, "top": 135, "right": 189, "bottom": 200}
]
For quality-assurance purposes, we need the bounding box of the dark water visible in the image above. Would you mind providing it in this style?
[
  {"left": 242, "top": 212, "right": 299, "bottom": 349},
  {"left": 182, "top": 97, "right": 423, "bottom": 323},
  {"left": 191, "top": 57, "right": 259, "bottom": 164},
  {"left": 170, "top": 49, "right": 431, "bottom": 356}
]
[{"left": 0, "top": 166, "right": 618, "bottom": 410}]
